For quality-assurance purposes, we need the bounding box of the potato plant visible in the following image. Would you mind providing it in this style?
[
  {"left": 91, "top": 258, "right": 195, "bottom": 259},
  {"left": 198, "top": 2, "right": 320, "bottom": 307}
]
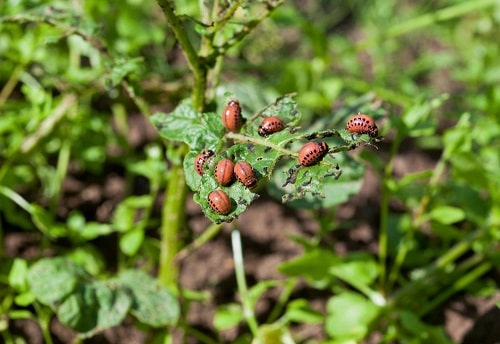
[{"left": 0, "top": 0, "right": 499, "bottom": 343}]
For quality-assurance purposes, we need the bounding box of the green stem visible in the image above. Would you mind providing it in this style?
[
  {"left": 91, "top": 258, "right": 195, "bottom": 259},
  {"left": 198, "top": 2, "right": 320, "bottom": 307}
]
[
  {"left": 33, "top": 303, "right": 54, "bottom": 344},
  {"left": 379, "top": 133, "right": 403, "bottom": 294},
  {"left": 266, "top": 278, "right": 297, "bottom": 323},
  {"left": 226, "top": 132, "right": 298, "bottom": 157},
  {"left": 342, "top": 77, "right": 412, "bottom": 108},
  {"left": 157, "top": 0, "right": 206, "bottom": 110},
  {"left": 184, "top": 326, "right": 219, "bottom": 344},
  {"left": 387, "top": 158, "right": 447, "bottom": 290},
  {"left": 434, "top": 232, "right": 478, "bottom": 269},
  {"left": 0, "top": 64, "right": 23, "bottom": 105},
  {"left": 120, "top": 80, "right": 150, "bottom": 116},
  {"left": 175, "top": 222, "right": 223, "bottom": 262},
  {"left": 355, "top": 0, "right": 498, "bottom": 50},
  {"left": 155, "top": 1, "right": 207, "bottom": 289},
  {"left": 155, "top": 1, "right": 210, "bottom": 289},
  {"left": 416, "top": 260, "right": 492, "bottom": 317},
  {"left": 20, "top": 94, "right": 76, "bottom": 154},
  {"left": 392, "top": 229, "right": 488, "bottom": 307},
  {"left": 210, "top": 0, "right": 285, "bottom": 58},
  {"left": 50, "top": 138, "right": 71, "bottom": 214},
  {"left": 386, "top": 0, "right": 498, "bottom": 38},
  {"left": 0, "top": 186, "right": 32, "bottom": 213},
  {"left": 159, "top": 162, "right": 188, "bottom": 287},
  {"left": 231, "top": 229, "right": 260, "bottom": 338}
]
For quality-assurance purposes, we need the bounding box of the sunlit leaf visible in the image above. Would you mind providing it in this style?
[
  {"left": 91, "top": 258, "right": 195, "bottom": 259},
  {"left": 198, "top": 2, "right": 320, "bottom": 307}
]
[
  {"left": 325, "top": 292, "right": 381, "bottom": 340},
  {"left": 116, "top": 270, "right": 179, "bottom": 327},
  {"left": 150, "top": 101, "right": 225, "bottom": 150},
  {"left": 27, "top": 257, "right": 91, "bottom": 307},
  {"left": 214, "top": 303, "right": 244, "bottom": 330}
]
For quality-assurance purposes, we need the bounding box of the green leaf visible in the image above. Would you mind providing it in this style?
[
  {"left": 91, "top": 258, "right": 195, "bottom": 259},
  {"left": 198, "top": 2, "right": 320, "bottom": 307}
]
[
  {"left": 116, "top": 270, "right": 179, "bottom": 327},
  {"left": 107, "top": 57, "right": 144, "bottom": 87},
  {"left": 401, "top": 95, "right": 447, "bottom": 136},
  {"left": 247, "top": 280, "right": 280, "bottom": 310},
  {"left": 8, "top": 258, "right": 28, "bottom": 291},
  {"left": 185, "top": 94, "right": 302, "bottom": 190},
  {"left": 15, "top": 292, "right": 36, "bottom": 307},
  {"left": 112, "top": 195, "right": 153, "bottom": 232},
  {"left": 328, "top": 253, "right": 384, "bottom": 306},
  {"left": 269, "top": 146, "right": 364, "bottom": 209},
  {"left": 429, "top": 206, "right": 466, "bottom": 225},
  {"left": 329, "top": 253, "right": 378, "bottom": 293},
  {"left": 34, "top": 277, "right": 132, "bottom": 332},
  {"left": 215, "top": 82, "right": 277, "bottom": 117},
  {"left": 192, "top": 157, "right": 259, "bottom": 224},
  {"left": 183, "top": 148, "right": 213, "bottom": 192},
  {"left": 442, "top": 113, "right": 472, "bottom": 159},
  {"left": 245, "top": 93, "right": 303, "bottom": 135},
  {"left": 78, "top": 222, "right": 115, "bottom": 240},
  {"left": 150, "top": 100, "right": 225, "bottom": 150},
  {"left": 284, "top": 299, "right": 323, "bottom": 324},
  {"left": 214, "top": 303, "right": 244, "bottom": 330},
  {"left": 127, "top": 159, "right": 166, "bottom": 185},
  {"left": 119, "top": 227, "right": 145, "bottom": 256},
  {"left": 57, "top": 283, "right": 98, "bottom": 333},
  {"left": 257, "top": 322, "right": 296, "bottom": 344},
  {"left": 27, "top": 257, "right": 91, "bottom": 307},
  {"left": 398, "top": 310, "right": 453, "bottom": 344},
  {"left": 8, "top": 309, "right": 34, "bottom": 320},
  {"left": 67, "top": 210, "right": 115, "bottom": 241},
  {"left": 30, "top": 205, "right": 66, "bottom": 238},
  {"left": 279, "top": 249, "right": 340, "bottom": 288},
  {"left": 325, "top": 292, "right": 381, "bottom": 340},
  {"left": 93, "top": 281, "right": 132, "bottom": 329},
  {"left": 64, "top": 246, "right": 105, "bottom": 276},
  {"left": 448, "top": 151, "right": 489, "bottom": 190}
]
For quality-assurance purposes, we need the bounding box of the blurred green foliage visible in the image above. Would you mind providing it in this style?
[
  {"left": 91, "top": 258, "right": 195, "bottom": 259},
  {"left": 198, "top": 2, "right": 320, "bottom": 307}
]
[{"left": 1, "top": 0, "right": 499, "bottom": 343}]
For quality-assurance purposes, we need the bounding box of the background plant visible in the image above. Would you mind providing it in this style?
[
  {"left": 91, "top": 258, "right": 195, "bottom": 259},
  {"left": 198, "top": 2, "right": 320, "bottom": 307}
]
[{"left": 1, "top": 0, "right": 499, "bottom": 343}]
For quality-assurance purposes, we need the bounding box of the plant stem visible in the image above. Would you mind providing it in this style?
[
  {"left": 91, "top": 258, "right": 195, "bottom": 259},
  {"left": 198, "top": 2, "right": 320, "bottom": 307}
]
[
  {"left": 175, "top": 222, "right": 223, "bottom": 262},
  {"left": 155, "top": 1, "right": 207, "bottom": 288},
  {"left": 231, "top": 229, "right": 260, "bottom": 339},
  {"left": 0, "top": 64, "right": 23, "bottom": 105},
  {"left": 33, "top": 303, "right": 54, "bottom": 344},
  {"left": 50, "top": 138, "right": 71, "bottom": 214},
  {"left": 20, "top": 94, "right": 76, "bottom": 154},
  {"left": 183, "top": 326, "right": 219, "bottom": 344},
  {"left": 120, "top": 80, "right": 150, "bottom": 116},
  {"left": 379, "top": 132, "right": 403, "bottom": 294},
  {"left": 266, "top": 278, "right": 297, "bottom": 323},
  {"left": 386, "top": 0, "right": 498, "bottom": 37},
  {"left": 0, "top": 186, "right": 32, "bottom": 213},
  {"left": 159, "top": 162, "right": 188, "bottom": 287},
  {"left": 157, "top": 0, "right": 206, "bottom": 110},
  {"left": 387, "top": 158, "right": 447, "bottom": 290},
  {"left": 392, "top": 228, "right": 489, "bottom": 309},
  {"left": 416, "top": 260, "right": 492, "bottom": 316},
  {"left": 226, "top": 132, "right": 298, "bottom": 157},
  {"left": 355, "top": 0, "right": 498, "bottom": 50},
  {"left": 210, "top": 0, "right": 285, "bottom": 58}
]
